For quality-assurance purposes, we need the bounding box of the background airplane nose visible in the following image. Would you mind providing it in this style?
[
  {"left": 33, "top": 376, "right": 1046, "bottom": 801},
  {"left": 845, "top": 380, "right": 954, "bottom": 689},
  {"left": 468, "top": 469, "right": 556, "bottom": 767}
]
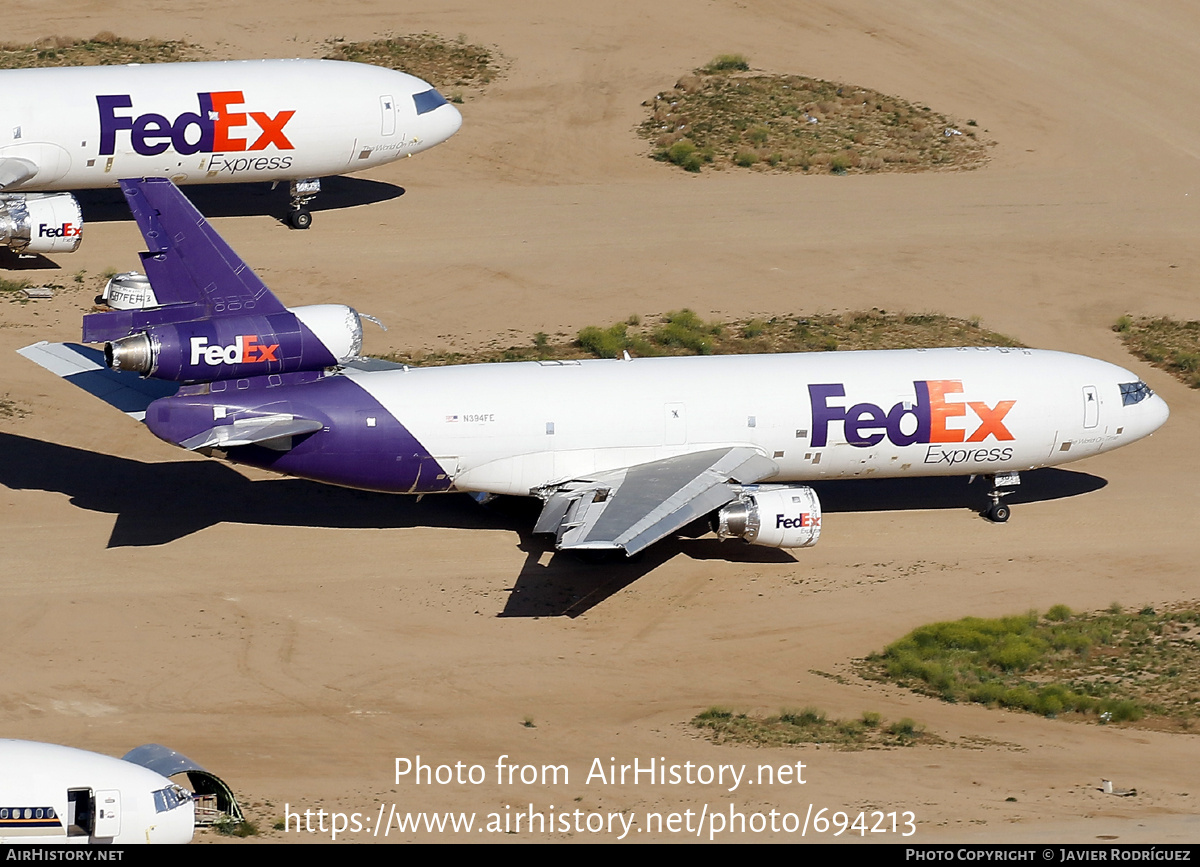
[
  {"left": 1150, "top": 392, "right": 1170, "bottom": 432},
  {"left": 437, "top": 101, "right": 463, "bottom": 142}
]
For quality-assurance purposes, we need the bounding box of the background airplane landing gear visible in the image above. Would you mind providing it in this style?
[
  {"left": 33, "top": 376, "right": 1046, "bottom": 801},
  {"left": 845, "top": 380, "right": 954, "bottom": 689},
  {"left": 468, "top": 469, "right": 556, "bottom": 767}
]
[
  {"left": 287, "top": 178, "right": 320, "bottom": 230},
  {"left": 981, "top": 471, "right": 1020, "bottom": 523}
]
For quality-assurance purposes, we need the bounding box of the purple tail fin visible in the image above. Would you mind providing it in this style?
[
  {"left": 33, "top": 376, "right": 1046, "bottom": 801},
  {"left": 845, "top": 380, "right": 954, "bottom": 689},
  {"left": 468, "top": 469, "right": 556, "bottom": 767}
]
[{"left": 83, "top": 178, "right": 286, "bottom": 343}]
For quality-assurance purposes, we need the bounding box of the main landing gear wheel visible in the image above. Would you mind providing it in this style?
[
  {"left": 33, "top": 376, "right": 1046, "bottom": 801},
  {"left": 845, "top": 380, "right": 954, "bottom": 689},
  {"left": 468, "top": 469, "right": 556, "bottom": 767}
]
[
  {"left": 980, "top": 471, "right": 1020, "bottom": 523},
  {"left": 986, "top": 502, "right": 1011, "bottom": 523},
  {"left": 286, "top": 178, "right": 320, "bottom": 230}
]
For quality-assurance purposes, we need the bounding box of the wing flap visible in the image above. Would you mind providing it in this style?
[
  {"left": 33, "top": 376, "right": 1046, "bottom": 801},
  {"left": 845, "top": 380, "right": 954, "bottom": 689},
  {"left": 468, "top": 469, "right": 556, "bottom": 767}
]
[{"left": 536, "top": 447, "right": 779, "bottom": 557}]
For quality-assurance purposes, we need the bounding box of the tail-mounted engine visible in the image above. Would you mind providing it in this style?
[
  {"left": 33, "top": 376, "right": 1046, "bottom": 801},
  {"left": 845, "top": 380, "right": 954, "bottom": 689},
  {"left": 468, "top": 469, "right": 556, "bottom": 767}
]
[
  {"left": 0, "top": 193, "right": 83, "bottom": 254},
  {"left": 714, "top": 485, "right": 822, "bottom": 548},
  {"left": 105, "top": 304, "right": 363, "bottom": 381}
]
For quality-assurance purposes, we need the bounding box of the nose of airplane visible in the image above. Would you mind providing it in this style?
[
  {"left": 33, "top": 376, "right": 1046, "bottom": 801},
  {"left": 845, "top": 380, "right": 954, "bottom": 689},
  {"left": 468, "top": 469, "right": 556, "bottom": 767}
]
[
  {"left": 416, "top": 98, "right": 462, "bottom": 151},
  {"left": 1147, "top": 390, "right": 1170, "bottom": 433},
  {"left": 439, "top": 100, "right": 464, "bottom": 141},
  {"left": 1124, "top": 385, "right": 1170, "bottom": 444}
]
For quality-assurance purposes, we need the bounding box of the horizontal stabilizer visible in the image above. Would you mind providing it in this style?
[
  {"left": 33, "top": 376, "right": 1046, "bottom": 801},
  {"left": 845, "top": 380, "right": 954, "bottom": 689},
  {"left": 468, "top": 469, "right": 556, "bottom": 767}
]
[
  {"left": 17, "top": 341, "right": 177, "bottom": 420},
  {"left": 82, "top": 303, "right": 210, "bottom": 344},
  {"left": 178, "top": 413, "right": 324, "bottom": 451},
  {"left": 536, "top": 446, "right": 779, "bottom": 557}
]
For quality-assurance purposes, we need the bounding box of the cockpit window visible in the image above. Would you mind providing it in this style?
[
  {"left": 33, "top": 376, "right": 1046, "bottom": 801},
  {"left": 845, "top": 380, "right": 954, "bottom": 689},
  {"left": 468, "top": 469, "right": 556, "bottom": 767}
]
[
  {"left": 152, "top": 785, "right": 192, "bottom": 813},
  {"left": 413, "top": 89, "right": 449, "bottom": 115},
  {"left": 1119, "top": 380, "right": 1153, "bottom": 406}
]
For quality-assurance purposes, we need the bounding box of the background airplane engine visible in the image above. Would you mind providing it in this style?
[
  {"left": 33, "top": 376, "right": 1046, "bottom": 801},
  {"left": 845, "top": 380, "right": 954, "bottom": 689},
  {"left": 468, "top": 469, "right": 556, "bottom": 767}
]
[
  {"left": 104, "top": 304, "right": 362, "bottom": 380},
  {"left": 0, "top": 193, "right": 82, "bottom": 253},
  {"left": 715, "top": 486, "right": 822, "bottom": 548}
]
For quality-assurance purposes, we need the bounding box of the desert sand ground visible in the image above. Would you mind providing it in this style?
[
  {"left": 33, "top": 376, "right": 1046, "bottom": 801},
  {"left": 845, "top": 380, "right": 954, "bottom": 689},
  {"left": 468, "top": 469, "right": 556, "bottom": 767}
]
[{"left": 2, "top": 0, "right": 1200, "bottom": 844}]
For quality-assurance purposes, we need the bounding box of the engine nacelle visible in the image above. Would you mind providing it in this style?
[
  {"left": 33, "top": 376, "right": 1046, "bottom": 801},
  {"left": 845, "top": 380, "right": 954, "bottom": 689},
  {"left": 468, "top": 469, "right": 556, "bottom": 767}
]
[
  {"left": 714, "top": 486, "right": 822, "bottom": 548},
  {"left": 101, "top": 272, "right": 159, "bottom": 310},
  {"left": 0, "top": 193, "right": 82, "bottom": 254},
  {"left": 105, "top": 304, "right": 362, "bottom": 381}
]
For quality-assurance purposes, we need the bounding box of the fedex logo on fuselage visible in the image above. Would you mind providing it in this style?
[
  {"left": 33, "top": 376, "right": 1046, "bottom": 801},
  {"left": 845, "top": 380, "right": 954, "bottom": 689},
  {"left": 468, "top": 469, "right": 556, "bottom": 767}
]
[
  {"left": 809, "top": 380, "right": 1016, "bottom": 448},
  {"left": 190, "top": 335, "right": 280, "bottom": 367},
  {"left": 97, "top": 92, "right": 295, "bottom": 157}
]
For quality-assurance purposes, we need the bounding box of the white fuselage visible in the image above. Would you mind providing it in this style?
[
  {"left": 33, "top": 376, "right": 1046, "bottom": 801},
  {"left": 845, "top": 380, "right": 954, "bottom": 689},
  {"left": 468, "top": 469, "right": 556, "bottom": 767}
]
[
  {"left": 340, "top": 347, "right": 1167, "bottom": 495},
  {"left": 0, "top": 740, "right": 193, "bottom": 845},
  {"left": 0, "top": 59, "right": 462, "bottom": 189}
]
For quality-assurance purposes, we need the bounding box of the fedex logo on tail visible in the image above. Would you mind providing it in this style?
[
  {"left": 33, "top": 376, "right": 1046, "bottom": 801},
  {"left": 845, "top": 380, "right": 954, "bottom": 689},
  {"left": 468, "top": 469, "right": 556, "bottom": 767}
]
[
  {"left": 97, "top": 92, "right": 295, "bottom": 157},
  {"left": 809, "top": 380, "right": 1016, "bottom": 448},
  {"left": 190, "top": 335, "right": 280, "bottom": 366}
]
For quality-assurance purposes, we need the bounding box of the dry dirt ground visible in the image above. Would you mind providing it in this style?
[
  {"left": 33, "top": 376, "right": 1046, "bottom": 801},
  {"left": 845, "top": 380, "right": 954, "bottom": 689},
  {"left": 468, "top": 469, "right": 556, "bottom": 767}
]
[{"left": 2, "top": 0, "right": 1200, "bottom": 844}]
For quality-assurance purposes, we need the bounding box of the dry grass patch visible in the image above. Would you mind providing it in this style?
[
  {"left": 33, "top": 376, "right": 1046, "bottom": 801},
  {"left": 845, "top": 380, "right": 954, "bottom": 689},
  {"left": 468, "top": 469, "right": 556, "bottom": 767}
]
[
  {"left": 323, "top": 33, "right": 501, "bottom": 96},
  {"left": 383, "top": 309, "right": 1022, "bottom": 367},
  {"left": 1113, "top": 315, "right": 1200, "bottom": 388},
  {"left": 641, "top": 57, "right": 990, "bottom": 174},
  {"left": 692, "top": 706, "right": 934, "bottom": 749},
  {"left": 0, "top": 33, "right": 200, "bottom": 68}
]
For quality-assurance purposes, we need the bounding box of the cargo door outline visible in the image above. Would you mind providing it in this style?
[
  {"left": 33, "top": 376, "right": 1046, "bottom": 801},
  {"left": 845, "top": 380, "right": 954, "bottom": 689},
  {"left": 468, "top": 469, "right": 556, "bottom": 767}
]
[
  {"left": 380, "top": 95, "right": 396, "bottom": 136},
  {"left": 1083, "top": 385, "right": 1099, "bottom": 428}
]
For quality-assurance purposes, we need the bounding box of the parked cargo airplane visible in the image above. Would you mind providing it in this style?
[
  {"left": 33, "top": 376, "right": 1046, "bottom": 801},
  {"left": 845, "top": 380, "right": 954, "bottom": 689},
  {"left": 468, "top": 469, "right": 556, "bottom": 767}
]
[
  {"left": 0, "top": 58, "right": 462, "bottom": 253},
  {"left": 0, "top": 740, "right": 194, "bottom": 844},
  {"left": 19, "top": 179, "right": 1169, "bottom": 556}
]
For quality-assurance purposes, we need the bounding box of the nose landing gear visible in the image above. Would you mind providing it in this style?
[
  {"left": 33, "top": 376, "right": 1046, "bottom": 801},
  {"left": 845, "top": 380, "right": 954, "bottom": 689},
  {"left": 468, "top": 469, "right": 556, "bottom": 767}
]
[
  {"left": 980, "top": 471, "right": 1020, "bottom": 523},
  {"left": 287, "top": 178, "right": 321, "bottom": 230}
]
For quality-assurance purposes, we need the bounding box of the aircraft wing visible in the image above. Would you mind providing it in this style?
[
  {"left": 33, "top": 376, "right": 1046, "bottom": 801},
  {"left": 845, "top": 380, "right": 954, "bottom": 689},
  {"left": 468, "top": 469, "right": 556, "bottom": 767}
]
[
  {"left": 82, "top": 178, "right": 286, "bottom": 343},
  {"left": 533, "top": 447, "right": 779, "bottom": 557},
  {"left": 0, "top": 157, "right": 38, "bottom": 189},
  {"left": 16, "top": 341, "right": 177, "bottom": 420}
]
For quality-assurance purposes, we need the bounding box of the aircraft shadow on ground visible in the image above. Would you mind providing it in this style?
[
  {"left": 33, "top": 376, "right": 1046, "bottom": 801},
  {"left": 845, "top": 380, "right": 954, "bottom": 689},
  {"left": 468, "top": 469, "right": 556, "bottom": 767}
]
[
  {"left": 0, "top": 250, "right": 59, "bottom": 270},
  {"left": 74, "top": 176, "right": 404, "bottom": 224},
  {"left": 0, "top": 433, "right": 1106, "bottom": 617}
]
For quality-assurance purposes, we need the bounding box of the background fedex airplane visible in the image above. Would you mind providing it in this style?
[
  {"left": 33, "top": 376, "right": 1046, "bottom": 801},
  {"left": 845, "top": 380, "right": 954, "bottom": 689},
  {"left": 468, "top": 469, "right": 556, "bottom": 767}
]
[
  {"left": 0, "top": 740, "right": 195, "bottom": 844},
  {"left": 19, "top": 180, "right": 1169, "bottom": 557},
  {"left": 0, "top": 58, "right": 462, "bottom": 253}
]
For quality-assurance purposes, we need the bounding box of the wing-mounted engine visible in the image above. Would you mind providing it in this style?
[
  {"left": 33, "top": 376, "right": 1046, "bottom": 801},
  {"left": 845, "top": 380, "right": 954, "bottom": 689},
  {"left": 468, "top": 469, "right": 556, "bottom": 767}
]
[
  {"left": 0, "top": 193, "right": 83, "bottom": 253},
  {"left": 714, "top": 485, "right": 822, "bottom": 548},
  {"left": 103, "top": 303, "right": 362, "bottom": 381}
]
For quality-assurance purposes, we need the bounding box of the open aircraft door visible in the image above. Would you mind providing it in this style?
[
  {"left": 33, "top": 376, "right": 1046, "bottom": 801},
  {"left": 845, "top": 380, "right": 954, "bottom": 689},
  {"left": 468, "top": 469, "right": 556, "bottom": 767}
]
[{"left": 94, "top": 790, "right": 120, "bottom": 838}]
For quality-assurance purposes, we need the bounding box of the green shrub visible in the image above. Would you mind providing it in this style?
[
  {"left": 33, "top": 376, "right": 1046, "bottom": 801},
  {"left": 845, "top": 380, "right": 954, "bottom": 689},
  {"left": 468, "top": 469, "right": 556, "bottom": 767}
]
[
  {"left": 577, "top": 323, "right": 629, "bottom": 357},
  {"left": 665, "top": 140, "right": 703, "bottom": 172},
  {"left": 703, "top": 53, "right": 749, "bottom": 73}
]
